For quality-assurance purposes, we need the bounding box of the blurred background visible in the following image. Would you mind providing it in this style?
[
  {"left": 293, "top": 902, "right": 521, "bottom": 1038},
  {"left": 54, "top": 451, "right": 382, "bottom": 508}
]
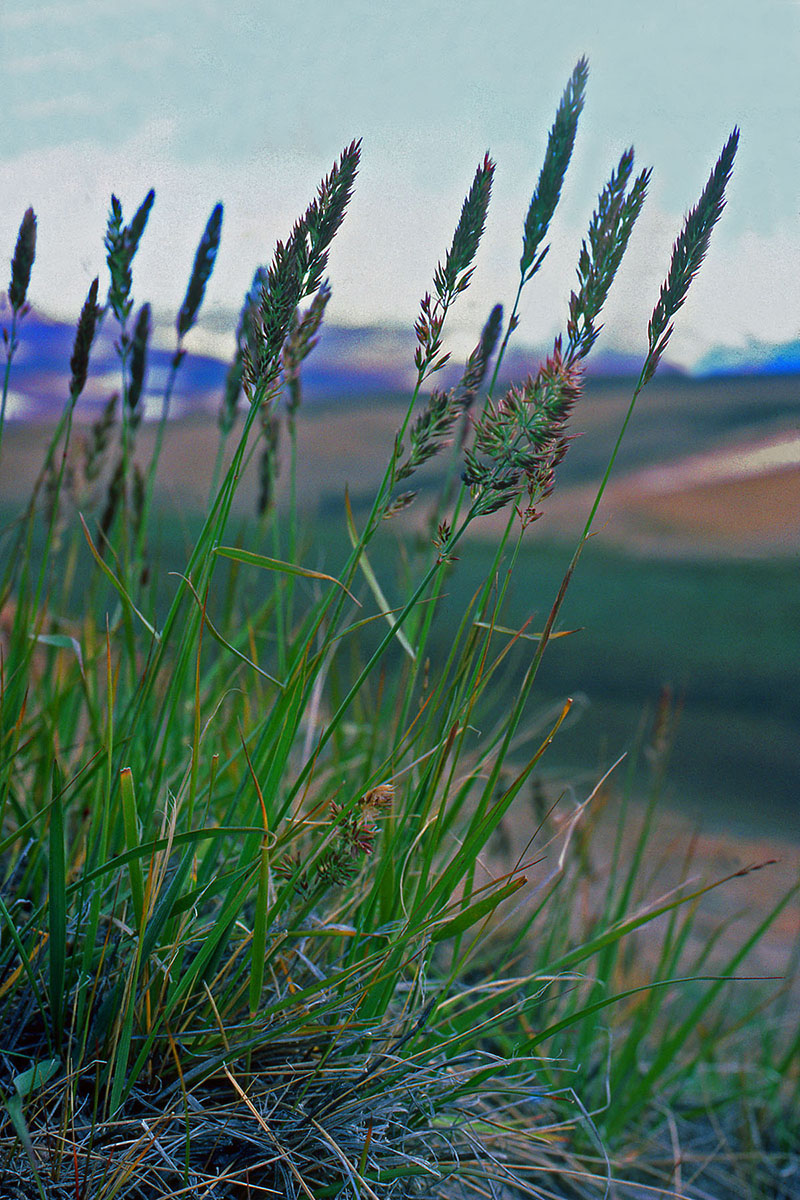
[{"left": 1, "top": 0, "right": 799, "bottom": 846}]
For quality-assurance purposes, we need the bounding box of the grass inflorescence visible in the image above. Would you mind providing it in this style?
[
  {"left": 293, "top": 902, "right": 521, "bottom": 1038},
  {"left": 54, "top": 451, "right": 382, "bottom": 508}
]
[{"left": 0, "top": 61, "right": 796, "bottom": 1200}]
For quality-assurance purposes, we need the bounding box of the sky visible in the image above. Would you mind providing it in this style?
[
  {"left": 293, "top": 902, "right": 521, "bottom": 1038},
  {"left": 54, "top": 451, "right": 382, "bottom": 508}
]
[{"left": 1, "top": 0, "right": 798, "bottom": 370}]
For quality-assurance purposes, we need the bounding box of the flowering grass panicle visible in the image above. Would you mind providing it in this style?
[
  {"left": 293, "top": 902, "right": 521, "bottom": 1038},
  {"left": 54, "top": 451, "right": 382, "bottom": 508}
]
[
  {"left": 521, "top": 57, "right": 588, "bottom": 284},
  {"left": 433, "top": 152, "right": 494, "bottom": 307},
  {"left": 395, "top": 388, "right": 465, "bottom": 483},
  {"left": 1, "top": 207, "right": 38, "bottom": 453},
  {"left": 7, "top": 206, "right": 37, "bottom": 315},
  {"left": 84, "top": 393, "right": 118, "bottom": 483},
  {"left": 257, "top": 410, "right": 281, "bottom": 516},
  {"left": 465, "top": 339, "right": 583, "bottom": 517},
  {"left": 644, "top": 127, "right": 740, "bottom": 385},
  {"left": 176, "top": 201, "right": 224, "bottom": 345},
  {"left": 283, "top": 281, "right": 332, "bottom": 416},
  {"left": 566, "top": 149, "right": 651, "bottom": 363},
  {"left": 68, "top": 277, "right": 101, "bottom": 402},
  {"left": 415, "top": 154, "right": 494, "bottom": 378},
  {"left": 104, "top": 189, "right": 155, "bottom": 325},
  {"left": 243, "top": 141, "right": 360, "bottom": 402},
  {"left": 488, "top": 58, "right": 587, "bottom": 395},
  {"left": 457, "top": 301, "right": 504, "bottom": 413},
  {"left": 218, "top": 267, "right": 267, "bottom": 438},
  {"left": 98, "top": 457, "right": 125, "bottom": 547},
  {"left": 126, "top": 301, "right": 151, "bottom": 427}
]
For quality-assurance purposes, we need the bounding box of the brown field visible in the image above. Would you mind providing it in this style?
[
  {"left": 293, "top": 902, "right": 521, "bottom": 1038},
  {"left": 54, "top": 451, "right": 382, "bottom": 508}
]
[
  {"left": 529, "top": 452, "right": 800, "bottom": 556},
  {"left": 5, "top": 372, "right": 799, "bottom": 558}
]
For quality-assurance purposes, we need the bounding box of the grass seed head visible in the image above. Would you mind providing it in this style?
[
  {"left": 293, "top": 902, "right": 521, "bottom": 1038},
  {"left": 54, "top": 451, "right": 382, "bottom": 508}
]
[
  {"left": 257, "top": 412, "right": 281, "bottom": 515},
  {"left": 132, "top": 460, "right": 146, "bottom": 539},
  {"left": 465, "top": 339, "right": 582, "bottom": 519},
  {"left": 176, "top": 201, "right": 224, "bottom": 340},
  {"left": 8, "top": 206, "right": 37, "bottom": 313},
  {"left": 455, "top": 302, "right": 504, "bottom": 415},
  {"left": 105, "top": 189, "right": 155, "bottom": 324},
  {"left": 566, "top": 150, "right": 651, "bottom": 362},
  {"left": 99, "top": 457, "right": 124, "bottom": 547},
  {"left": 283, "top": 280, "right": 332, "bottom": 415},
  {"left": 243, "top": 142, "right": 359, "bottom": 402},
  {"left": 521, "top": 56, "right": 588, "bottom": 281},
  {"left": 415, "top": 155, "right": 495, "bottom": 378},
  {"left": 126, "top": 301, "right": 151, "bottom": 424},
  {"left": 396, "top": 387, "right": 464, "bottom": 484},
  {"left": 84, "top": 393, "right": 118, "bottom": 482},
  {"left": 68, "top": 277, "right": 101, "bottom": 401},
  {"left": 220, "top": 266, "right": 267, "bottom": 431},
  {"left": 362, "top": 783, "right": 394, "bottom": 812},
  {"left": 433, "top": 152, "right": 495, "bottom": 307},
  {"left": 644, "top": 128, "right": 739, "bottom": 385},
  {"left": 383, "top": 490, "right": 417, "bottom": 519}
]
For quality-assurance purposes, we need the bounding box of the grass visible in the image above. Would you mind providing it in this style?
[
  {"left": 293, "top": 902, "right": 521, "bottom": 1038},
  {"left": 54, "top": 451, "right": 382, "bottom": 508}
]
[{"left": 0, "top": 59, "right": 797, "bottom": 1199}]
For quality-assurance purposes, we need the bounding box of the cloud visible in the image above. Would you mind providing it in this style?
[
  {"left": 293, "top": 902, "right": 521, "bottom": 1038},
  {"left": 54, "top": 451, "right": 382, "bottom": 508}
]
[
  {"left": 14, "top": 93, "right": 98, "bottom": 120},
  {"left": 6, "top": 47, "right": 91, "bottom": 74},
  {"left": 1, "top": 126, "right": 797, "bottom": 373},
  {"left": 2, "top": 0, "right": 162, "bottom": 28}
]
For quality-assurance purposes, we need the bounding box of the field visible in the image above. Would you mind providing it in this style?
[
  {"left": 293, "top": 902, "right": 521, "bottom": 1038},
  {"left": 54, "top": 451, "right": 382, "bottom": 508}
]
[{"left": 5, "top": 374, "right": 797, "bottom": 840}]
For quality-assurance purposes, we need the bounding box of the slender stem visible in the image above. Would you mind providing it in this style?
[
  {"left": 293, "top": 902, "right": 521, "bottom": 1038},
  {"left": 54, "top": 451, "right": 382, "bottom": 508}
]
[
  {"left": 580, "top": 367, "right": 647, "bottom": 541},
  {"left": 487, "top": 275, "right": 525, "bottom": 399},
  {"left": 0, "top": 309, "right": 20, "bottom": 463},
  {"left": 136, "top": 345, "right": 184, "bottom": 561},
  {"left": 286, "top": 504, "right": 478, "bottom": 808},
  {"left": 209, "top": 429, "right": 229, "bottom": 506}
]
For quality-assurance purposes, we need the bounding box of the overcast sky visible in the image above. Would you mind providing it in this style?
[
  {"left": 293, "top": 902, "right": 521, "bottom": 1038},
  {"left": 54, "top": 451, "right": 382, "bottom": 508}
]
[{"left": 1, "top": 0, "right": 798, "bottom": 368}]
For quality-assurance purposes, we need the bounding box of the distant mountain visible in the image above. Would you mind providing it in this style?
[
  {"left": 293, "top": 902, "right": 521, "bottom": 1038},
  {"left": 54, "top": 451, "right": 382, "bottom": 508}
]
[
  {"left": 9, "top": 305, "right": 790, "bottom": 423},
  {"left": 1, "top": 309, "right": 414, "bottom": 419},
  {"left": 0, "top": 307, "right": 229, "bottom": 421},
  {"left": 695, "top": 338, "right": 800, "bottom": 377}
]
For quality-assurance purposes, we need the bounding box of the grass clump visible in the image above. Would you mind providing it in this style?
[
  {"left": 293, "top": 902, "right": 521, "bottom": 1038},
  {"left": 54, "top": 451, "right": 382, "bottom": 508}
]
[{"left": 0, "top": 59, "right": 796, "bottom": 1200}]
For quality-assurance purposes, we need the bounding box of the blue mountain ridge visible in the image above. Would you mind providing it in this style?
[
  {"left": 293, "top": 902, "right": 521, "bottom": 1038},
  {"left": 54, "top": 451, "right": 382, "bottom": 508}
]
[
  {"left": 4, "top": 307, "right": 792, "bottom": 421},
  {"left": 694, "top": 338, "right": 800, "bottom": 377}
]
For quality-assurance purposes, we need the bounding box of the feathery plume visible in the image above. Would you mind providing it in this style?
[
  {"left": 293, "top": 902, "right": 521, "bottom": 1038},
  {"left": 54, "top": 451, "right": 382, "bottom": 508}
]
[
  {"left": 465, "top": 339, "right": 582, "bottom": 518},
  {"left": 566, "top": 150, "right": 650, "bottom": 363},
  {"left": 8, "top": 208, "right": 37, "bottom": 313},
  {"left": 127, "top": 303, "right": 151, "bottom": 425},
  {"left": 643, "top": 129, "right": 739, "bottom": 385},
  {"left": 243, "top": 141, "right": 360, "bottom": 401},
  {"left": 176, "top": 202, "right": 223, "bottom": 341},
  {"left": 69, "top": 278, "right": 101, "bottom": 401},
  {"left": 520, "top": 57, "right": 588, "bottom": 281},
  {"left": 105, "top": 189, "right": 155, "bottom": 324},
  {"left": 283, "top": 281, "right": 332, "bottom": 416}
]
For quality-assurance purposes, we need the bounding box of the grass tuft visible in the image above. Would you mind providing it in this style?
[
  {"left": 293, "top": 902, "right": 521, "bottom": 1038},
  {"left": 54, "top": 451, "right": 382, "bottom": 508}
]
[{"left": 0, "top": 65, "right": 793, "bottom": 1200}]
